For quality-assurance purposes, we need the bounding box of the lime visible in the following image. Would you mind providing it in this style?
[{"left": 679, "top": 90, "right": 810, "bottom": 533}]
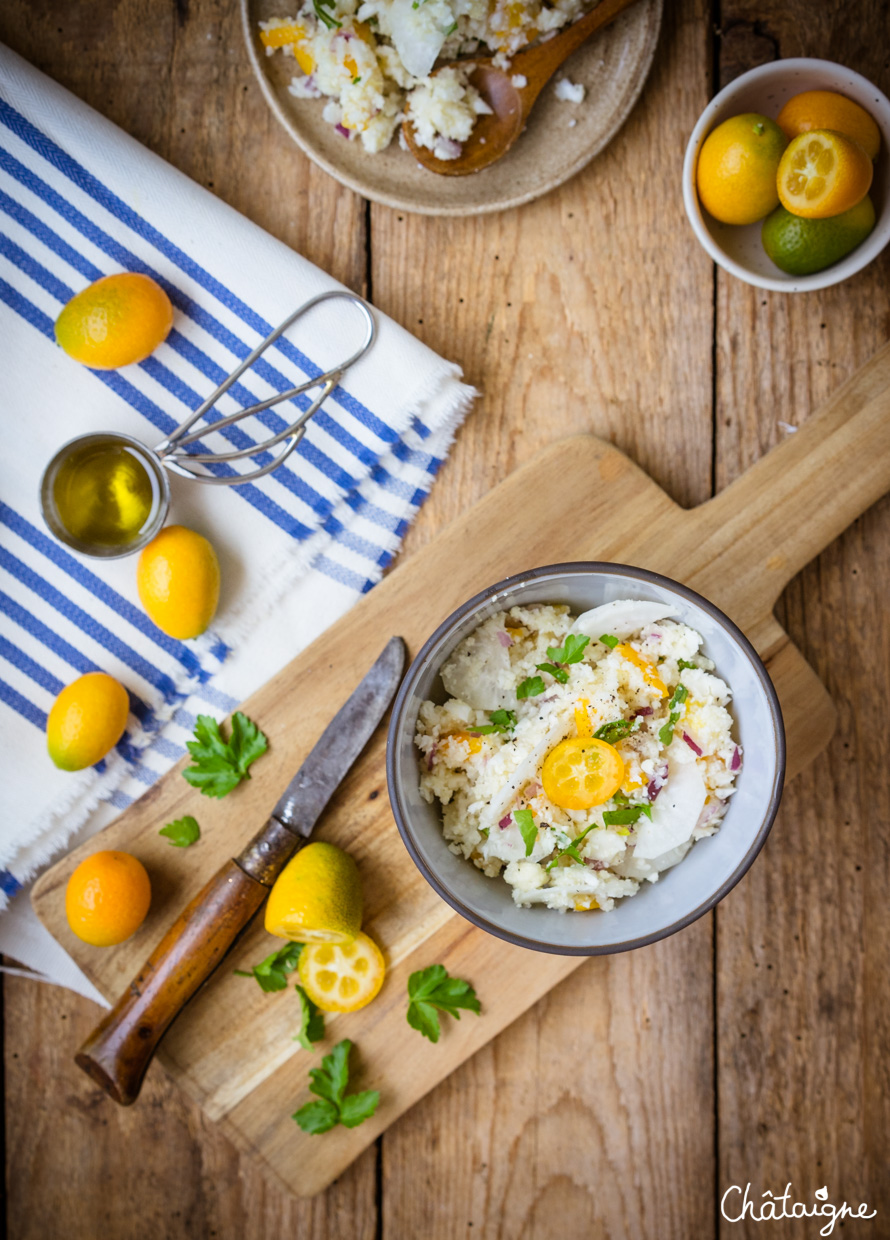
[
  {"left": 264, "top": 841, "right": 363, "bottom": 944},
  {"left": 762, "top": 196, "right": 876, "bottom": 275}
]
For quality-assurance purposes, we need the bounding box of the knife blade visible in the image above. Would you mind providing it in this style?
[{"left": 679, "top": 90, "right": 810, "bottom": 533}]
[
  {"left": 270, "top": 634, "right": 406, "bottom": 837},
  {"left": 75, "top": 635, "right": 407, "bottom": 1106}
]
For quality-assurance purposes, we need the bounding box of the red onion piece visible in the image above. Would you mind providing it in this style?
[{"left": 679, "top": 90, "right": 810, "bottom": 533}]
[
  {"left": 683, "top": 732, "right": 703, "bottom": 756},
  {"left": 497, "top": 630, "right": 513, "bottom": 648},
  {"left": 647, "top": 761, "right": 669, "bottom": 801},
  {"left": 427, "top": 741, "right": 438, "bottom": 770},
  {"left": 434, "top": 136, "right": 463, "bottom": 160},
  {"left": 335, "top": 123, "right": 351, "bottom": 139},
  {"left": 586, "top": 858, "right": 606, "bottom": 871},
  {"left": 731, "top": 745, "right": 742, "bottom": 771},
  {"left": 634, "top": 706, "right": 654, "bottom": 717},
  {"left": 498, "top": 814, "right": 512, "bottom": 830}
]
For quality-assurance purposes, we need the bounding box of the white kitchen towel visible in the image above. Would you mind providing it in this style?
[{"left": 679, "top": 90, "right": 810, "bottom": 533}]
[{"left": 0, "top": 42, "right": 474, "bottom": 992}]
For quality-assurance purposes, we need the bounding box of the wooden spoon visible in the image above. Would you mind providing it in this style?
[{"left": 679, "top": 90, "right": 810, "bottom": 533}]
[{"left": 402, "top": 0, "right": 640, "bottom": 176}]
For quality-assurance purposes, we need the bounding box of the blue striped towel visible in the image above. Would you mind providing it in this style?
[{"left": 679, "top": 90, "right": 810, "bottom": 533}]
[{"left": 0, "top": 42, "right": 474, "bottom": 987}]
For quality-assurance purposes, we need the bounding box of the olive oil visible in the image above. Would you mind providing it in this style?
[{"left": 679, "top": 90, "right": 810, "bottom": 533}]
[{"left": 51, "top": 437, "right": 161, "bottom": 548}]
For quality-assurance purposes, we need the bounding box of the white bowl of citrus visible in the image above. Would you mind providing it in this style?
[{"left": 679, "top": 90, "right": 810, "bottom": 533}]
[{"left": 683, "top": 58, "right": 890, "bottom": 292}]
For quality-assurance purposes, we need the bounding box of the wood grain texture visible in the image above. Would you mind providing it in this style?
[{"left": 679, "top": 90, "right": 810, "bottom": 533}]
[
  {"left": 31, "top": 384, "right": 878, "bottom": 1194},
  {"left": 5, "top": 0, "right": 890, "bottom": 1234},
  {"left": 712, "top": 4, "right": 890, "bottom": 1236}
]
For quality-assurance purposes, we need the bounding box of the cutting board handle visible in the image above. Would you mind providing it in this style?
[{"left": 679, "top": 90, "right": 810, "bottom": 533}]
[
  {"left": 76, "top": 818, "right": 299, "bottom": 1106},
  {"left": 693, "top": 341, "right": 890, "bottom": 608}
]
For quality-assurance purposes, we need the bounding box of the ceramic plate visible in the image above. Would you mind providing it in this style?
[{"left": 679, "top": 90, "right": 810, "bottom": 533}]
[{"left": 241, "top": 0, "right": 662, "bottom": 215}]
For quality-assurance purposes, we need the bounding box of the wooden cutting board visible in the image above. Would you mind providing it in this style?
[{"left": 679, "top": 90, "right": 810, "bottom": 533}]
[{"left": 32, "top": 342, "right": 890, "bottom": 1198}]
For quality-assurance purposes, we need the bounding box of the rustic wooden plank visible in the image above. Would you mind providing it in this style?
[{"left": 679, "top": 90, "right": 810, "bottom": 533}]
[
  {"left": 373, "top": 2, "right": 720, "bottom": 1234},
  {"left": 713, "top": 4, "right": 890, "bottom": 1234},
  {"left": 0, "top": 0, "right": 372, "bottom": 1234},
  {"left": 3, "top": 972, "right": 378, "bottom": 1240}
]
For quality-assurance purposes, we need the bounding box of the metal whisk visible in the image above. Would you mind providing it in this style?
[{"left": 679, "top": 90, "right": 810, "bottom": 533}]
[
  {"left": 154, "top": 289, "right": 376, "bottom": 484},
  {"left": 40, "top": 289, "right": 377, "bottom": 558}
]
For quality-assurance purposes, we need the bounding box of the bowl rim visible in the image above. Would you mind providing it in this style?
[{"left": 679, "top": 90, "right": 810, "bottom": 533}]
[
  {"left": 386, "top": 561, "right": 787, "bottom": 956},
  {"left": 682, "top": 56, "right": 890, "bottom": 293}
]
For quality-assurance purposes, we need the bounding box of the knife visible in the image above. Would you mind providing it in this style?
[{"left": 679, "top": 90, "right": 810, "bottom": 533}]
[{"left": 75, "top": 636, "right": 407, "bottom": 1106}]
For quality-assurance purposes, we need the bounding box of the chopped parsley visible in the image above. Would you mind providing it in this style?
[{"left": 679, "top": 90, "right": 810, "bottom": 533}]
[
  {"left": 594, "top": 718, "right": 638, "bottom": 745},
  {"left": 658, "top": 683, "right": 688, "bottom": 745},
  {"left": 599, "top": 633, "right": 620, "bottom": 649},
  {"left": 159, "top": 815, "right": 200, "bottom": 847},
  {"left": 313, "top": 0, "right": 341, "bottom": 29},
  {"left": 512, "top": 808, "right": 538, "bottom": 856},
  {"left": 545, "top": 633, "right": 590, "bottom": 665},
  {"left": 406, "top": 964, "right": 481, "bottom": 1042},
  {"left": 677, "top": 659, "right": 698, "bottom": 672},
  {"left": 602, "top": 804, "right": 652, "bottom": 827},
  {"left": 471, "top": 708, "right": 517, "bottom": 735},
  {"left": 234, "top": 942, "right": 303, "bottom": 993},
  {"left": 445, "top": 20, "right": 458, "bottom": 33},
  {"left": 546, "top": 822, "right": 599, "bottom": 871},
  {"left": 292, "top": 1039, "right": 379, "bottom": 1134},
  {"left": 517, "top": 674, "right": 545, "bottom": 700},
  {"left": 536, "top": 662, "right": 569, "bottom": 684}
]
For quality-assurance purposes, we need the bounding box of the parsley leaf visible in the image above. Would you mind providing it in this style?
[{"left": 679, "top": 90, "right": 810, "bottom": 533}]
[
  {"left": 159, "top": 815, "right": 200, "bottom": 847},
  {"left": 445, "top": 19, "right": 458, "bottom": 33},
  {"left": 312, "top": 0, "right": 341, "bottom": 29},
  {"left": 546, "top": 822, "right": 599, "bottom": 871},
  {"left": 536, "top": 662, "right": 569, "bottom": 684},
  {"left": 602, "top": 804, "right": 652, "bottom": 827},
  {"left": 593, "top": 718, "right": 637, "bottom": 744},
  {"left": 234, "top": 942, "right": 302, "bottom": 993},
  {"left": 406, "top": 964, "right": 481, "bottom": 1043},
  {"left": 512, "top": 808, "right": 538, "bottom": 856},
  {"left": 340, "top": 1090, "right": 381, "bottom": 1127},
  {"left": 293, "top": 1099, "right": 339, "bottom": 1134},
  {"left": 294, "top": 985, "right": 325, "bottom": 1050},
  {"left": 293, "top": 1039, "right": 379, "bottom": 1133},
  {"left": 599, "top": 633, "right": 620, "bottom": 649},
  {"left": 517, "top": 675, "right": 545, "bottom": 699},
  {"left": 545, "top": 634, "right": 590, "bottom": 665},
  {"left": 658, "top": 683, "right": 688, "bottom": 745},
  {"left": 678, "top": 659, "right": 698, "bottom": 671},
  {"left": 471, "top": 709, "right": 517, "bottom": 735},
  {"left": 183, "top": 711, "right": 268, "bottom": 798}
]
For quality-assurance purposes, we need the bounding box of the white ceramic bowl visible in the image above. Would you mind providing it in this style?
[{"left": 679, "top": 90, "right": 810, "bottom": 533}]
[
  {"left": 387, "top": 564, "right": 786, "bottom": 956},
  {"left": 683, "top": 58, "right": 890, "bottom": 292}
]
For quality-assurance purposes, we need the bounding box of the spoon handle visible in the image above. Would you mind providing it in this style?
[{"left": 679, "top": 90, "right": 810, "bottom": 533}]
[{"left": 523, "top": 0, "right": 640, "bottom": 90}]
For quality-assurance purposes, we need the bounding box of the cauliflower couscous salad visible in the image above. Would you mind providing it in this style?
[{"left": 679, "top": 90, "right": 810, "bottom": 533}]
[
  {"left": 415, "top": 599, "right": 743, "bottom": 913},
  {"left": 258, "top": 0, "right": 594, "bottom": 158}
]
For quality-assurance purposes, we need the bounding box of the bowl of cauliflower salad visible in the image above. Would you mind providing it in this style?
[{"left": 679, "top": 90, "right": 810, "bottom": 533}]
[
  {"left": 258, "top": 0, "right": 594, "bottom": 157},
  {"left": 387, "top": 565, "right": 785, "bottom": 955}
]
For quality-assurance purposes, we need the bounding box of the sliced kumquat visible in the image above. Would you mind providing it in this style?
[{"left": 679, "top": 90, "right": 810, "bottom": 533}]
[
  {"left": 615, "top": 644, "right": 668, "bottom": 696},
  {"left": 542, "top": 737, "right": 624, "bottom": 810},
  {"left": 777, "top": 129, "right": 873, "bottom": 219},
  {"left": 446, "top": 731, "right": 484, "bottom": 756},
  {"left": 298, "top": 931, "right": 386, "bottom": 1013},
  {"left": 573, "top": 895, "right": 599, "bottom": 912}
]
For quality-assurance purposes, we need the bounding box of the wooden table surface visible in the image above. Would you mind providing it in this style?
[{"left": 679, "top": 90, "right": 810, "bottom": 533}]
[{"left": 2, "top": 1, "right": 888, "bottom": 1236}]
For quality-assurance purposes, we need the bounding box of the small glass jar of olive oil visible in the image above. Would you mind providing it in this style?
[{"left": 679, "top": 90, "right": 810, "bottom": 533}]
[{"left": 40, "top": 433, "right": 170, "bottom": 558}]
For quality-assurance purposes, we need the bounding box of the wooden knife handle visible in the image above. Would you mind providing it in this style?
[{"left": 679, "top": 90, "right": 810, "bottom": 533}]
[{"left": 76, "top": 818, "right": 299, "bottom": 1105}]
